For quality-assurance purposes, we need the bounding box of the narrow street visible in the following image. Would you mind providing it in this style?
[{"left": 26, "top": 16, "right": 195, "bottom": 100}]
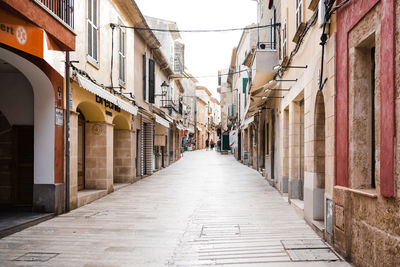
[{"left": 0, "top": 151, "right": 348, "bottom": 266}]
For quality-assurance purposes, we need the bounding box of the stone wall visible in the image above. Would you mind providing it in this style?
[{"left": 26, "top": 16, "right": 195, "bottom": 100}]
[
  {"left": 334, "top": 2, "right": 400, "bottom": 266},
  {"left": 114, "top": 130, "right": 136, "bottom": 183},
  {"left": 85, "top": 122, "right": 114, "bottom": 193}
]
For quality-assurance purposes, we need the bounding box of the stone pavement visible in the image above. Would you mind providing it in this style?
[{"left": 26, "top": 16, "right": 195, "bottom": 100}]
[{"left": 0, "top": 150, "right": 350, "bottom": 266}]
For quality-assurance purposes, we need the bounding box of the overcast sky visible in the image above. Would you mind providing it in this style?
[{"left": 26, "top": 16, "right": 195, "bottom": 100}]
[{"left": 135, "top": 0, "right": 257, "bottom": 99}]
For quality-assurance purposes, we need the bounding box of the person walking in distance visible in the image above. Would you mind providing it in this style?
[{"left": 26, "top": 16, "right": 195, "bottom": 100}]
[
  {"left": 205, "top": 139, "right": 209, "bottom": 150},
  {"left": 210, "top": 140, "right": 214, "bottom": 150}
]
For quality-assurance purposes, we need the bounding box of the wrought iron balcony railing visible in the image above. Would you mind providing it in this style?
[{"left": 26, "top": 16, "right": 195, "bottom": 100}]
[{"left": 36, "top": 0, "right": 74, "bottom": 28}]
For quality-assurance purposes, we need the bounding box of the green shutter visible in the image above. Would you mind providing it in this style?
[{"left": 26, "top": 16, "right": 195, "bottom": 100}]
[{"left": 243, "top": 78, "right": 248, "bottom": 94}]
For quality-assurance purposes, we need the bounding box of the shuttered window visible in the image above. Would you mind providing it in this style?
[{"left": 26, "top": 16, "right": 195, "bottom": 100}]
[
  {"left": 148, "top": 59, "right": 155, "bottom": 103},
  {"left": 295, "top": 0, "right": 303, "bottom": 30},
  {"left": 143, "top": 54, "right": 148, "bottom": 101},
  {"left": 283, "top": 18, "right": 287, "bottom": 58},
  {"left": 119, "top": 27, "right": 126, "bottom": 84},
  {"left": 243, "top": 78, "right": 248, "bottom": 94},
  {"left": 87, "top": 0, "right": 98, "bottom": 61}
]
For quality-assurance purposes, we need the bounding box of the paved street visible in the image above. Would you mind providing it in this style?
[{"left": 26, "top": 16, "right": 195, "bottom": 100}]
[{"left": 0, "top": 151, "right": 349, "bottom": 266}]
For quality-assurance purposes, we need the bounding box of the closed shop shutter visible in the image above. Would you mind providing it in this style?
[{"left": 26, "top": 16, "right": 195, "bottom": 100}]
[{"left": 141, "top": 118, "right": 153, "bottom": 175}]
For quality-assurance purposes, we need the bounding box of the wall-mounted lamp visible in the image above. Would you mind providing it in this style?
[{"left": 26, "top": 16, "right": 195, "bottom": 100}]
[{"left": 155, "top": 81, "right": 169, "bottom": 97}]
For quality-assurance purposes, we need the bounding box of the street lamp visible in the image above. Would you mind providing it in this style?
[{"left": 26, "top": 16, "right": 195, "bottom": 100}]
[{"left": 161, "top": 81, "right": 169, "bottom": 96}]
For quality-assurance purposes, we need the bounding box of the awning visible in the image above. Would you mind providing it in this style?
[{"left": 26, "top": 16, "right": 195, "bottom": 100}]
[
  {"left": 242, "top": 116, "right": 254, "bottom": 129},
  {"left": 176, "top": 123, "right": 185, "bottom": 131},
  {"left": 155, "top": 114, "right": 170, "bottom": 128},
  {"left": 76, "top": 73, "right": 138, "bottom": 115}
]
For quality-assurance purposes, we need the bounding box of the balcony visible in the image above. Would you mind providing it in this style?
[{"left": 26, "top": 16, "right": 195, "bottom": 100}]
[
  {"left": 1, "top": 0, "right": 75, "bottom": 51},
  {"left": 250, "top": 47, "right": 278, "bottom": 92},
  {"left": 35, "top": 0, "right": 74, "bottom": 29}
]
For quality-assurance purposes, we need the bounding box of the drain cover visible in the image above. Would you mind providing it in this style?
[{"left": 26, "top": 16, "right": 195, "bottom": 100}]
[
  {"left": 286, "top": 248, "right": 339, "bottom": 261},
  {"left": 14, "top": 252, "right": 59, "bottom": 262},
  {"left": 281, "top": 239, "right": 328, "bottom": 250}
]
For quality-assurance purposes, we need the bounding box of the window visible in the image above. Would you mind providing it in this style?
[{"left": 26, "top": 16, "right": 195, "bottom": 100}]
[
  {"left": 282, "top": 18, "right": 287, "bottom": 59},
  {"left": 270, "top": 8, "right": 277, "bottom": 50},
  {"left": 148, "top": 59, "right": 155, "bottom": 104},
  {"left": 295, "top": 0, "right": 303, "bottom": 30},
  {"left": 87, "top": 0, "right": 98, "bottom": 62},
  {"left": 119, "top": 27, "right": 126, "bottom": 85},
  {"left": 143, "top": 54, "right": 148, "bottom": 101},
  {"left": 370, "top": 47, "right": 376, "bottom": 188},
  {"left": 348, "top": 31, "right": 377, "bottom": 189}
]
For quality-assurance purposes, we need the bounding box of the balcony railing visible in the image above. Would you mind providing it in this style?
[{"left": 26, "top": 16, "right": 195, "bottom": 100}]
[{"left": 36, "top": 0, "right": 74, "bottom": 28}]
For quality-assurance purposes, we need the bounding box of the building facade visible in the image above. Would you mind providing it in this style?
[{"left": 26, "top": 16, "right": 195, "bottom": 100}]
[
  {"left": 333, "top": 0, "right": 400, "bottom": 265},
  {"left": 220, "top": 0, "right": 400, "bottom": 265},
  {"left": 0, "top": 0, "right": 75, "bottom": 214}
]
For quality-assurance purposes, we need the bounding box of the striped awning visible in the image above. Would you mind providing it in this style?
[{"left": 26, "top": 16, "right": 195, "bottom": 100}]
[
  {"left": 76, "top": 73, "right": 138, "bottom": 115},
  {"left": 155, "top": 114, "right": 170, "bottom": 128}
]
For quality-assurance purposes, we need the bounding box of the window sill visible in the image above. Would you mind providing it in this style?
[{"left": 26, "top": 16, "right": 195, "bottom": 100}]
[
  {"left": 335, "top": 186, "right": 378, "bottom": 199},
  {"left": 118, "top": 80, "right": 126, "bottom": 88},
  {"left": 87, "top": 55, "right": 99, "bottom": 69}
]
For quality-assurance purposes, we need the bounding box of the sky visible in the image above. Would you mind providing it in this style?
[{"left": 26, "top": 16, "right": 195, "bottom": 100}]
[{"left": 135, "top": 0, "right": 257, "bottom": 99}]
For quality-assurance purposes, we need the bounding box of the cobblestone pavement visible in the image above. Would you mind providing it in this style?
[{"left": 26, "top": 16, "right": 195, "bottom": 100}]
[{"left": 0, "top": 151, "right": 350, "bottom": 266}]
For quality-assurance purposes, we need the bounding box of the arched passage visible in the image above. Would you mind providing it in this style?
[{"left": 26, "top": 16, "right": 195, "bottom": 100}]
[
  {"left": 0, "top": 47, "right": 55, "bottom": 187},
  {"left": 113, "top": 115, "right": 134, "bottom": 184},
  {"left": 0, "top": 47, "right": 55, "bottom": 209}
]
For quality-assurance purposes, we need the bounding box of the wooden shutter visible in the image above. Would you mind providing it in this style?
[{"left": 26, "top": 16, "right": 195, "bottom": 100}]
[
  {"left": 148, "top": 59, "right": 155, "bottom": 104},
  {"left": 143, "top": 54, "right": 147, "bottom": 101}
]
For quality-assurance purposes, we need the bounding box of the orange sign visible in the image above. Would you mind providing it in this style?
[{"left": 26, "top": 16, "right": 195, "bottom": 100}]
[{"left": 0, "top": 9, "right": 43, "bottom": 58}]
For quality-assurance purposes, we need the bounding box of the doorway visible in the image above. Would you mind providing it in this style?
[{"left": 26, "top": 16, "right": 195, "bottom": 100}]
[{"left": 77, "top": 110, "right": 85, "bottom": 191}]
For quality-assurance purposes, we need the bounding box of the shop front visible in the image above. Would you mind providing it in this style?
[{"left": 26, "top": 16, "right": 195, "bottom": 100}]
[
  {"left": 154, "top": 114, "right": 170, "bottom": 170},
  {"left": 69, "top": 73, "right": 137, "bottom": 209},
  {"left": 0, "top": 5, "right": 74, "bottom": 214}
]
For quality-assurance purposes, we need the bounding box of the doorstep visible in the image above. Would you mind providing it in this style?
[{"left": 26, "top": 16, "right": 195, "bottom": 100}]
[
  {"left": 113, "top": 183, "right": 130, "bottom": 191},
  {"left": 290, "top": 198, "right": 304, "bottom": 218},
  {"left": 309, "top": 219, "right": 325, "bottom": 238},
  {"left": 77, "top": 189, "right": 107, "bottom": 208},
  {"left": 0, "top": 211, "right": 54, "bottom": 239}
]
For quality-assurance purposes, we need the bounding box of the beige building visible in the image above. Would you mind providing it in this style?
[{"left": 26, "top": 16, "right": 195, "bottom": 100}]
[
  {"left": 66, "top": 0, "right": 187, "bottom": 210},
  {"left": 225, "top": 0, "right": 337, "bottom": 249}
]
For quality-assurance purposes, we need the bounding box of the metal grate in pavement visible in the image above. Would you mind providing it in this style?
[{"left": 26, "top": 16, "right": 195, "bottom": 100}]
[
  {"left": 281, "top": 239, "right": 340, "bottom": 261},
  {"left": 281, "top": 239, "right": 328, "bottom": 250},
  {"left": 14, "top": 252, "right": 59, "bottom": 262},
  {"left": 286, "top": 248, "right": 340, "bottom": 261},
  {"left": 200, "top": 224, "right": 240, "bottom": 237}
]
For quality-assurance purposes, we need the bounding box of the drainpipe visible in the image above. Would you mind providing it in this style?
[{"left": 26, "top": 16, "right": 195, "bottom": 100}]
[
  {"left": 255, "top": 113, "right": 259, "bottom": 171},
  {"left": 65, "top": 52, "right": 71, "bottom": 212},
  {"left": 194, "top": 96, "right": 197, "bottom": 150}
]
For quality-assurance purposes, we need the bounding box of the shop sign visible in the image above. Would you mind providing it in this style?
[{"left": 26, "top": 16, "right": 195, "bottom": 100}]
[
  {"left": 0, "top": 9, "right": 44, "bottom": 58},
  {"left": 55, "top": 108, "right": 64, "bottom": 126},
  {"left": 95, "top": 95, "right": 121, "bottom": 112}
]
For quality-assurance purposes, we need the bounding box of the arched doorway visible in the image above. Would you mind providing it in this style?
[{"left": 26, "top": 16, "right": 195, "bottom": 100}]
[
  {"left": 75, "top": 101, "right": 106, "bottom": 191},
  {"left": 0, "top": 59, "right": 35, "bottom": 208},
  {"left": 313, "top": 91, "right": 326, "bottom": 221},
  {"left": 0, "top": 47, "right": 56, "bottom": 212},
  {"left": 113, "top": 115, "right": 134, "bottom": 184}
]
